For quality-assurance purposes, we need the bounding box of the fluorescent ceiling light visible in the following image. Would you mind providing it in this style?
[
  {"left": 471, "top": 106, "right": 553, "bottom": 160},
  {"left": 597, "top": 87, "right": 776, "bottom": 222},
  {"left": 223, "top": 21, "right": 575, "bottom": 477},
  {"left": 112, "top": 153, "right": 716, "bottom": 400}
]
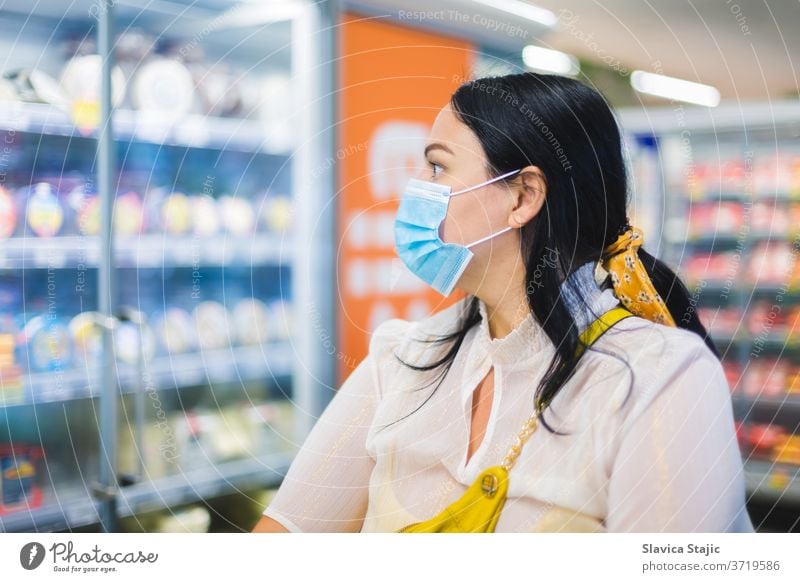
[
  {"left": 472, "top": 0, "right": 558, "bottom": 27},
  {"left": 522, "top": 45, "right": 580, "bottom": 76},
  {"left": 630, "top": 70, "right": 721, "bottom": 107}
]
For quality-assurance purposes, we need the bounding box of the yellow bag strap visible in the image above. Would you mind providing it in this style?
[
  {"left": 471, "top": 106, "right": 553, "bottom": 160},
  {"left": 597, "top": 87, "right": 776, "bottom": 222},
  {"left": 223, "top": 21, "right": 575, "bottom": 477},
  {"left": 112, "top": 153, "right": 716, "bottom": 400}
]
[{"left": 499, "top": 305, "right": 635, "bottom": 472}]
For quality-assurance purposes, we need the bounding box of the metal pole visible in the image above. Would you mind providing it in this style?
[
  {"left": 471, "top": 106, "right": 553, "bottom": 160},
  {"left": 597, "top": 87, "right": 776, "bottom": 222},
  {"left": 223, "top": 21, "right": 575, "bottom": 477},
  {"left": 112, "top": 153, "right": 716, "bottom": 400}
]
[
  {"left": 97, "top": 0, "right": 118, "bottom": 532},
  {"left": 292, "top": 0, "right": 338, "bottom": 441}
]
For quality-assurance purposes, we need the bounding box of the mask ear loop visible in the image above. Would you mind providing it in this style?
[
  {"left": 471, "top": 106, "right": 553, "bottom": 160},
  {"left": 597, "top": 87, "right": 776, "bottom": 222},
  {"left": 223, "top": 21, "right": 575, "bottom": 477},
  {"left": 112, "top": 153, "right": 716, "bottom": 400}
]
[
  {"left": 449, "top": 168, "right": 522, "bottom": 196},
  {"left": 450, "top": 168, "right": 522, "bottom": 249},
  {"left": 464, "top": 226, "right": 514, "bottom": 249}
]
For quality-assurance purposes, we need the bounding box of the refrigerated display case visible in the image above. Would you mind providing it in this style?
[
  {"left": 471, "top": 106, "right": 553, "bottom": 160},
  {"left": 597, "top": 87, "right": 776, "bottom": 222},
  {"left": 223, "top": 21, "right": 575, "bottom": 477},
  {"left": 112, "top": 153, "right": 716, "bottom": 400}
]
[
  {"left": 618, "top": 102, "right": 800, "bottom": 519},
  {"left": 0, "top": 0, "right": 334, "bottom": 532}
]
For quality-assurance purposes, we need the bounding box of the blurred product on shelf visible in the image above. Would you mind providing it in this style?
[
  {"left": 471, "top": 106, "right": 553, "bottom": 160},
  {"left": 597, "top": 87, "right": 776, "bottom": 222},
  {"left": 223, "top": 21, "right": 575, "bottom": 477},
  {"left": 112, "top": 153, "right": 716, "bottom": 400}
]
[
  {"left": 153, "top": 307, "right": 197, "bottom": 355},
  {"left": 688, "top": 201, "right": 745, "bottom": 238},
  {"left": 260, "top": 194, "right": 294, "bottom": 233},
  {"left": 0, "top": 332, "right": 22, "bottom": 402},
  {"left": 746, "top": 301, "right": 800, "bottom": 339},
  {"left": 1, "top": 30, "right": 271, "bottom": 125},
  {"left": 114, "top": 191, "right": 147, "bottom": 235},
  {"left": 686, "top": 153, "right": 800, "bottom": 200},
  {"left": 219, "top": 194, "right": 256, "bottom": 236},
  {"left": 117, "top": 399, "right": 296, "bottom": 482},
  {"left": 68, "top": 311, "right": 103, "bottom": 363},
  {"left": 751, "top": 200, "right": 800, "bottom": 236},
  {"left": 130, "top": 58, "right": 195, "bottom": 122},
  {"left": 2, "top": 68, "right": 68, "bottom": 109},
  {"left": 774, "top": 435, "right": 800, "bottom": 465},
  {"left": 0, "top": 186, "right": 17, "bottom": 238},
  {"left": 17, "top": 314, "right": 72, "bottom": 373},
  {"left": 24, "top": 182, "right": 64, "bottom": 237},
  {"left": 743, "top": 358, "right": 792, "bottom": 398},
  {"left": 60, "top": 54, "right": 126, "bottom": 109},
  {"left": 68, "top": 183, "right": 101, "bottom": 236},
  {"left": 232, "top": 298, "right": 271, "bottom": 346},
  {"left": 684, "top": 251, "right": 739, "bottom": 285},
  {"left": 160, "top": 191, "right": 194, "bottom": 235},
  {"left": 697, "top": 306, "right": 741, "bottom": 337},
  {"left": 190, "top": 195, "right": 221, "bottom": 237},
  {"left": 193, "top": 301, "right": 232, "bottom": 351},
  {"left": 748, "top": 240, "right": 800, "bottom": 285},
  {"left": 737, "top": 422, "right": 800, "bottom": 466},
  {"left": 0, "top": 180, "right": 294, "bottom": 239},
  {"left": 0, "top": 444, "right": 43, "bottom": 515},
  {"left": 6, "top": 298, "right": 293, "bottom": 380},
  {"left": 172, "top": 411, "right": 216, "bottom": 472},
  {"left": 60, "top": 53, "right": 126, "bottom": 131},
  {"left": 113, "top": 319, "right": 158, "bottom": 365}
]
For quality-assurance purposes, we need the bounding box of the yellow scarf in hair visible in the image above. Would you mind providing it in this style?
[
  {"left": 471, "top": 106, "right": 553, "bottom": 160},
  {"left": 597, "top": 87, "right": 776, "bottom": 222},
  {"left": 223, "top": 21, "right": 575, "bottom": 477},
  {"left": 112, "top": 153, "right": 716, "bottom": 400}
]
[{"left": 600, "top": 225, "right": 676, "bottom": 327}]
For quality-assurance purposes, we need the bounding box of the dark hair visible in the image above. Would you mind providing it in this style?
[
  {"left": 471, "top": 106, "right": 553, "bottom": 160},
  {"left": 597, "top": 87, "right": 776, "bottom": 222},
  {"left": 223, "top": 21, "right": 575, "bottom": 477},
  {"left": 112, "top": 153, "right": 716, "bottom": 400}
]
[{"left": 383, "top": 72, "right": 717, "bottom": 436}]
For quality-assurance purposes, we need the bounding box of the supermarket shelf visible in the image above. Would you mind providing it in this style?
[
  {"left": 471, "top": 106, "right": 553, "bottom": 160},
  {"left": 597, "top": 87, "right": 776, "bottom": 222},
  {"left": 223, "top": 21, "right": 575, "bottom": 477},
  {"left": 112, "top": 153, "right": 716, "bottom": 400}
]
[
  {"left": 116, "top": 234, "right": 293, "bottom": 268},
  {"left": 0, "top": 490, "right": 100, "bottom": 533},
  {"left": 681, "top": 283, "right": 800, "bottom": 302},
  {"left": 117, "top": 450, "right": 294, "bottom": 519},
  {"left": 734, "top": 395, "right": 800, "bottom": 415},
  {"left": 0, "top": 451, "right": 295, "bottom": 532},
  {"left": 745, "top": 459, "right": 800, "bottom": 505},
  {"left": 0, "top": 101, "right": 291, "bottom": 155},
  {"left": 682, "top": 233, "right": 800, "bottom": 247},
  {"left": 2, "top": 342, "right": 295, "bottom": 409},
  {"left": 0, "top": 234, "right": 292, "bottom": 269},
  {"left": 682, "top": 191, "right": 800, "bottom": 203},
  {"left": 683, "top": 234, "right": 743, "bottom": 246},
  {"left": 617, "top": 101, "right": 800, "bottom": 135}
]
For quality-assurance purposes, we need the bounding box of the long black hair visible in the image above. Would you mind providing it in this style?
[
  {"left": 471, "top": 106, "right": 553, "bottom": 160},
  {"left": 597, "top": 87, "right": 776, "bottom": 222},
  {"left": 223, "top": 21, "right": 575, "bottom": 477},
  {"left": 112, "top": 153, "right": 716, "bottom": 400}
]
[{"left": 383, "top": 72, "right": 717, "bottom": 435}]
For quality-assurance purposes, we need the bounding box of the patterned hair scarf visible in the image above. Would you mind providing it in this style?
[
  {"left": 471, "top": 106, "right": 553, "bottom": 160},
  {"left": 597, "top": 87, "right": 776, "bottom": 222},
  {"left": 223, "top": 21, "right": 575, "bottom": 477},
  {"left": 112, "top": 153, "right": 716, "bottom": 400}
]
[{"left": 599, "top": 223, "right": 676, "bottom": 327}]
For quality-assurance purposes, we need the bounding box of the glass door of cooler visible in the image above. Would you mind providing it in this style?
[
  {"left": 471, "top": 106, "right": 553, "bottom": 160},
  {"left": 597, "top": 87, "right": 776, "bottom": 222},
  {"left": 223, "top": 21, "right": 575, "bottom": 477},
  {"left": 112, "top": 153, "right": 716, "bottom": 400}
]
[
  {"left": 0, "top": 5, "right": 106, "bottom": 532},
  {"left": 105, "top": 2, "right": 315, "bottom": 531},
  {"left": 0, "top": 0, "right": 329, "bottom": 532}
]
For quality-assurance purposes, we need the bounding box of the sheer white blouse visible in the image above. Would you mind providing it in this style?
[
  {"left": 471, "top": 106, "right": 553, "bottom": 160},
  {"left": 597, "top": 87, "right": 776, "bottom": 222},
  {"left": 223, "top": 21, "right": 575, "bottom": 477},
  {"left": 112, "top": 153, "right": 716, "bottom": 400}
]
[{"left": 262, "top": 262, "right": 755, "bottom": 533}]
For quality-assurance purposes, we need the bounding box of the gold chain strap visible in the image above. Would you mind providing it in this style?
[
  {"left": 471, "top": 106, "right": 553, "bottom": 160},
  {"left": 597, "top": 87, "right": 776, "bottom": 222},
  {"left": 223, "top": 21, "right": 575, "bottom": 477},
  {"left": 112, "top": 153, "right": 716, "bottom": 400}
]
[
  {"left": 497, "top": 306, "right": 634, "bottom": 473},
  {"left": 500, "top": 400, "right": 545, "bottom": 472}
]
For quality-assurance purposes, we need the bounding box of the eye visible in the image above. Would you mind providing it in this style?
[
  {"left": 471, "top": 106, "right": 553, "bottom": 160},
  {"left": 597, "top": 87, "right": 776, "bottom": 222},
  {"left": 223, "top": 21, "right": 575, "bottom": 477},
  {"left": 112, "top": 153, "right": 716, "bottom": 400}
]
[{"left": 429, "top": 161, "right": 444, "bottom": 179}]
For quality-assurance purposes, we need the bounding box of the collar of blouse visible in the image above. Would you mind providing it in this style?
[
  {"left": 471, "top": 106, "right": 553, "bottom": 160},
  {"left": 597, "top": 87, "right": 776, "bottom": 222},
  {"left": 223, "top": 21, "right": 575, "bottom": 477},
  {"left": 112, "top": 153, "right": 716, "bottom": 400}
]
[{"left": 471, "top": 260, "right": 620, "bottom": 369}]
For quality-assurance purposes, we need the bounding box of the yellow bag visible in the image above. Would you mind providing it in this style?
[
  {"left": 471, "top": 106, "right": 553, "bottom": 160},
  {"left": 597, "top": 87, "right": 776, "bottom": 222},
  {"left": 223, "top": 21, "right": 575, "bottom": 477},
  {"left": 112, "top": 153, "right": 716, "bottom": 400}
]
[{"left": 397, "top": 305, "right": 635, "bottom": 533}]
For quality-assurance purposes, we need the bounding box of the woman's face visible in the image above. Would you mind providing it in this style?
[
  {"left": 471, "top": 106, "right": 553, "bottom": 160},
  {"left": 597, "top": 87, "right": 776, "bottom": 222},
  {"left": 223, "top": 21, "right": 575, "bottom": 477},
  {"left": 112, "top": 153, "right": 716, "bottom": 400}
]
[{"left": 419, "top": 103, "right": 523, "bottom": 294}]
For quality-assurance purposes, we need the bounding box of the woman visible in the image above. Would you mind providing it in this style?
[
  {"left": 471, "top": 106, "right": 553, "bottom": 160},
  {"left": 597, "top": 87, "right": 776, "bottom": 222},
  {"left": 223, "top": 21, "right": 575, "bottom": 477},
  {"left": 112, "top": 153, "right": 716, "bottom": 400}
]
[{"left": 253, "top": 72, "right": 754, "bottom": 533}]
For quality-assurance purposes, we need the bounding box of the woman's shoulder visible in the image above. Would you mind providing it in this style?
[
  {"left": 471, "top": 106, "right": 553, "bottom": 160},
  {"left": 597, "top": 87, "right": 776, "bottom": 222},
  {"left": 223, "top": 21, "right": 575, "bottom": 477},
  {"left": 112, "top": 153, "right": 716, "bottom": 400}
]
[
  {"left": 591, "top": 312, "right": 728, "bottom": 413},
  {"left": 600, "top": 312, "right": 719, "bottom": 364}
]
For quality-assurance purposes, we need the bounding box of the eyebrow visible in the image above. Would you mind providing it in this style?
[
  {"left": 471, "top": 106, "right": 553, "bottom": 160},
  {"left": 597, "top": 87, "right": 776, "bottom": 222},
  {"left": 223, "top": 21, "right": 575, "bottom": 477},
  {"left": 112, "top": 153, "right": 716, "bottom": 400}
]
[{"left": 424, "top": 143, "right": 454, "bottom": 157}]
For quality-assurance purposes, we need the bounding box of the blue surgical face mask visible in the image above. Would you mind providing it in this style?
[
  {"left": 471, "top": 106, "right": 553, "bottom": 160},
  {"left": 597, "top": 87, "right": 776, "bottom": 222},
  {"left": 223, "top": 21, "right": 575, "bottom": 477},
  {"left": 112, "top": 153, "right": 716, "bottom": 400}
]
[{"left": 394, "top": 168, "right": 522, "bottom": 296}]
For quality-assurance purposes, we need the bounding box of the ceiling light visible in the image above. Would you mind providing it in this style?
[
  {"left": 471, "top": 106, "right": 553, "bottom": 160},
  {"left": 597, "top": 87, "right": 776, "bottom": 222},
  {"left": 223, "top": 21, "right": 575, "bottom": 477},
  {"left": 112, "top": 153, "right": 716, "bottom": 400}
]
[
  {"left": 630, "top": 70, "right": 721, "bottom": 107},
  {"left": 472, "top": 0, "right": 558, "bottom": 27},
  {"left": 522, "top": 45, "right": 580, "bottom": 76}
]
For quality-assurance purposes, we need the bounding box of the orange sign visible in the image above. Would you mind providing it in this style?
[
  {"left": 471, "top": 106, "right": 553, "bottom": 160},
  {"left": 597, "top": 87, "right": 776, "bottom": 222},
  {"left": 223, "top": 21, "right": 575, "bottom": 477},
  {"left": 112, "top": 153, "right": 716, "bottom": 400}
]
[{"left": 337, "top": 12, "right": 475, "bottom": 384}]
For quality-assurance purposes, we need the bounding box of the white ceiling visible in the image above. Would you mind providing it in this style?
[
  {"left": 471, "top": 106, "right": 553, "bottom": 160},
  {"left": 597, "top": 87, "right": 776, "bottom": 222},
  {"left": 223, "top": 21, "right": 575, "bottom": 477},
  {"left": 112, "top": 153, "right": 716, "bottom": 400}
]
[
  {"left": 354, "top": 0, "right": 800, "bottom": 101},
  {"left": 534, "top": 0, "right": 799, "bottom": 100}
]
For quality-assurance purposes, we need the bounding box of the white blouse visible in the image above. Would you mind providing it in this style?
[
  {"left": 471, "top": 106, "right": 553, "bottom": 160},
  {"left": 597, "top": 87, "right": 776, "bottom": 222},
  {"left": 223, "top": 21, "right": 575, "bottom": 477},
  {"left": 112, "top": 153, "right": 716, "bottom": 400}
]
[{"left": 262, "top": 262, "right": 754, "bottom": 533}]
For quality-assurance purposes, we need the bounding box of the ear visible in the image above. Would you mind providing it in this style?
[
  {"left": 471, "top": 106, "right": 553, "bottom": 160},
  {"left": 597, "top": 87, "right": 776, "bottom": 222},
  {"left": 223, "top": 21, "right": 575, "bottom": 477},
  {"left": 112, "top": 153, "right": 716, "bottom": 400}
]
[{"left": 507, "top": 165, "right": 546, "bottom": 229}]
